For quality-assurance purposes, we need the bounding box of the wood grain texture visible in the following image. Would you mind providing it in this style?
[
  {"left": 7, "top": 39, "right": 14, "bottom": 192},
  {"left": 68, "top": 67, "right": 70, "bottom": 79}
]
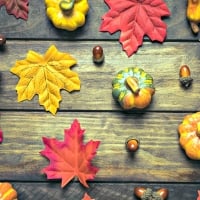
[
  {"left": 9, "top": 182, "right": 200, "bottom": 200},
  {"left": 1, "top": 112, "right": 200, "bottom": 182},
  {"left": 0, "top": 1, "right": 199, "bottom": 41},
  {"left": 0, "top": 1, "right": 200, "bottom": 199},
  {"left": 0, "top": 41, "right": 200, "bottom": 111}
]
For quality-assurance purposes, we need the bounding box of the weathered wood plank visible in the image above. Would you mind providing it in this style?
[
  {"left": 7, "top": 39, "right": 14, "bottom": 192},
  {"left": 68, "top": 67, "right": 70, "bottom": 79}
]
[
  {"left": 1, "top": 112, "right": 200, "bottom": 182},
  {"left": 0, "top": 0, "right": 199, "bottom": 198},
  {"left": 0, "top": 41, "right": 200, "bottom": 111},
  {"left": 7, "top": 182, "right": 200, "bottom": 200},
  {"left": 0, "top": 1, "right": 198, "bottom": 40}
]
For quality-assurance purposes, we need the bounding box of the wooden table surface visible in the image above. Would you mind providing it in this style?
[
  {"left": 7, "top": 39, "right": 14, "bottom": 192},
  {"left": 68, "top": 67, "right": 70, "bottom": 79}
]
[{"left": 0, "top": 1, "right": 200, "bottom": 199}]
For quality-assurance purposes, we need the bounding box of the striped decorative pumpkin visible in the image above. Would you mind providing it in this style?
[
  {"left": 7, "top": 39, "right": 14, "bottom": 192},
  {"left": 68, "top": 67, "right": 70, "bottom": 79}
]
[
  {"left": 0, "top": 182, "right": 17, "bottom": 200},
  {"left": 112, "top": 67, "right": 155, "bottom": 109},
  {"left": 178, "top": 112, "right": 200, "bottom": 160}
]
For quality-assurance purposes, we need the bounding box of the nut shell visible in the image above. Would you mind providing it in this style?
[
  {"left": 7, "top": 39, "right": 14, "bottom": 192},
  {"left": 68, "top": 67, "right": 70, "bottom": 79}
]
[
  {"left": 179, "top": 65, "right": 191, "bottom": 78},
  {"left": 0, "top": 34, "right": 6, "bottom": 46},
  {"left": 179, "top": 65, "right": 193, "bottom": 88},
  {"left": 134, "top": 187, "right": 146, "bottom": 198},
  {"left": 126, "top": 138, "right": 139, "bottom": 152},
  {"left": 157, "top": 188, "right": 168, "bottom": 199},
  {"left": 93, "top": 45, "right": 104, "bottom": 63}
]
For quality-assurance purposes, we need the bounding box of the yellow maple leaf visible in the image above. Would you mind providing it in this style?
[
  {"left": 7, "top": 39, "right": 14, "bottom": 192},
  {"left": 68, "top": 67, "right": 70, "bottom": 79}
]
[{"left": 10, "top": 45, "right": 81, "bottom": 115}]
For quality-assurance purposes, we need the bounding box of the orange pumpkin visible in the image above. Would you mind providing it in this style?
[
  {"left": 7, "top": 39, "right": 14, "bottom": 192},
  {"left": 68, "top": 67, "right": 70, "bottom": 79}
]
[
  {"left": 178, "top": 112, "right": 200, "bottom": 160},
  {"left": 112, "top": 67, "right": 155, "bottom": 109},
  {"left": 0, "top": 182, "right": 18, "bottom": 200}
]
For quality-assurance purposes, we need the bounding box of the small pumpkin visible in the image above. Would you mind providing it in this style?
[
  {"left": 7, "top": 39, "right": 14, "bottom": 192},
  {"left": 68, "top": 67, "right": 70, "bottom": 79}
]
[
  {"left": 187, "top": 0, "right": 200, "bottom": 33},
  {"left": 178, "top": 112, "right": 200, "bottom": 160},
  {"left": 0, "top": 182, "right": 18, "bottom": 200},
  {"left": 45, "top": 0, "right": 89, "bottom": 31},
  {"left": 112, "top": 67, "right": 155, "bottom": 109}
]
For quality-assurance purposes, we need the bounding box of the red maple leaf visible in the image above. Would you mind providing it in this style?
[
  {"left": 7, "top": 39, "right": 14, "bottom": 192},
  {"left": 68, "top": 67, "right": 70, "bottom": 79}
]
[
  {"left": 82, "top": 193, "right": 95, "bottom": 200},
  {"left": 0, "top": 0, "right": 29, "bottom": 20},
  {"left": 100, "top": 0, "right": 170, "bottom": 57},
  {"left": 40, "top": 119, "right": 100, "bottom": 188},
  {"left": 0, "top": 129, "right": 3, "bottom": 143}
]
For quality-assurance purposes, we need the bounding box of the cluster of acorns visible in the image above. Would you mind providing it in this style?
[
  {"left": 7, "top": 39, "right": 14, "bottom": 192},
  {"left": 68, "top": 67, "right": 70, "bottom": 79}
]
[{"left": 134, "top": 187, "right": 168, "bottom": 200}]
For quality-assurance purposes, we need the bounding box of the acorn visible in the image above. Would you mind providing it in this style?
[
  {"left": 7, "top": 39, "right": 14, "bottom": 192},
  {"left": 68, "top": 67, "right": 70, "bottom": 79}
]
[
  {"left": 0, "top": 34, "right": 6, "bottom": 46},
  {"left": 126, "top": 137, "right": 139, "bottom": 152},
  {"left": 179, "top": 65, "right": 193, "bottom": 88},
  {"left": 134, "top": 187, "right": 147, "bottom": 198},
  {"left": 157, "top": 188, "right": 168, "bottom": 200},
  {"left": 92, "top": 45, "right": 104, "bottom": 63}
]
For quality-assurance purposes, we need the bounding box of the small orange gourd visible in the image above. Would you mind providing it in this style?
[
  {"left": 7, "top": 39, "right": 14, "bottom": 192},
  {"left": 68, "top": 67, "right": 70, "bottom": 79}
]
[
  {"left": 178, "top": 112, "right": 200, "bottom": 160},
  {"left": 0, "top": 182, "right": 18, "bottom": 200},
  {"left": 112, "top": 67, "right": 155, "bottom": 110},
  {"left": 187, "top": 0, "right": 200, "bottom": 33}
]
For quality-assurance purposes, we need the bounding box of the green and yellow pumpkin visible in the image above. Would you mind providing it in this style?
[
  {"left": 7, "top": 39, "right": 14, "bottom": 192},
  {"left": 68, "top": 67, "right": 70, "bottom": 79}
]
[{"left": 112, "top": 67, "right": 155, "bottom": 109}]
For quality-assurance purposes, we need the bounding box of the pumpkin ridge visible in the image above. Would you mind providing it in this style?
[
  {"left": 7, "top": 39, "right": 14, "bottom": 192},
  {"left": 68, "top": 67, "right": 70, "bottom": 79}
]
[{"left": 112, "top": 67, "right": 155, "bottom": 110}]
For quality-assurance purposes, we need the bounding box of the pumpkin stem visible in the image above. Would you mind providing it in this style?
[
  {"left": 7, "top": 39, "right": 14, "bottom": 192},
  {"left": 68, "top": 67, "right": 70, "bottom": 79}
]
[
  {"left": 192, "top": 0, "right": 198, "bottom": 3},
  {"left": 125, "top": 77, "right": 140, "bottom": 94},
  {"left": 190, "top": 21, "right": 199, "bottom": 34},
  {"left": 59, "top": 0, "right": 75, "bottom": 13}
]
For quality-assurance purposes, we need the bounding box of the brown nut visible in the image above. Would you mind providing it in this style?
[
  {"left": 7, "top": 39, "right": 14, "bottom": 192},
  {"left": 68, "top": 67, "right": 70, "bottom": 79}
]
[
  {"left": 134, "top": 187, "right": 168, "bottom": 200},
  {"left": 126, "top": 137, "right": 139, "bottom": 152},
  {"left": 179, "top": 65, "right": 193, "bottom": 88},
  {"left": 0, "top": 34, "right": 6, "bottom": 46},
  {"left": 92, "top": 45, "right": 104, "bottom": 63},
  {"left": 134, "top": 187, "right": 146, "bottom": 198},
  {"left": 157, "top": 188, "right": 168, "bottom": 200}
]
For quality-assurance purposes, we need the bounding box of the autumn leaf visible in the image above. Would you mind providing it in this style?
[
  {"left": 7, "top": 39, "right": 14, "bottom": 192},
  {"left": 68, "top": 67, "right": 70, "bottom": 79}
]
[
  {"left": 10, "top": 45, "right": 81, "bottom": 115},
  {"left": 197, "top": 190, "right": 200, "bottom": 200},
  {"left": 100, "top": 0, "right": 170, "bottom": 57},
  {"left": 0, "top": 0, "right": 29, "bottom": 20},
  {"left": 40, "top": 119, "right": 101, "bottom": 188},
  {"left": 82, "top": 193, "right": 95, "bottom": 200},
  {"left": 0, "top": 129, "right": 3, "bottom": 143}
]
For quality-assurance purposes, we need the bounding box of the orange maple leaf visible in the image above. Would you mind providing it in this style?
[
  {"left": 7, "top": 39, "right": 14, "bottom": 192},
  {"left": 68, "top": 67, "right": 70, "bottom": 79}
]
[
  {"left": 10, "top": 45, "right": 80, "bottom": 115},
  {"left": 197, "top": 190, "right": 200, "bottom": 200},
  {"left": 40, "top": 119, "right": 100, "bottom": 188},
  {"left": 82, "top": 193, "right": 95, "bottom": 200}
]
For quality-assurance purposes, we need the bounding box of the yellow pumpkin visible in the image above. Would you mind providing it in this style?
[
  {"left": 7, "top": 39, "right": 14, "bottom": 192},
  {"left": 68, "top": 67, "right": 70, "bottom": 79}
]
[
  {"left": 178, "top": 112, "right": 200, "bottom": 160},
  {"left": 45, "top": 0, "right": 89, "bottom": 31},
  {"left": 112, "top": 67, "right": 155, "bottom": 110},
  {"left": 187, "top": 0, "right": 200, "bottom": 33},
  {"left": 0, "top": 182, "right": 18, "bottom": 200}
]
